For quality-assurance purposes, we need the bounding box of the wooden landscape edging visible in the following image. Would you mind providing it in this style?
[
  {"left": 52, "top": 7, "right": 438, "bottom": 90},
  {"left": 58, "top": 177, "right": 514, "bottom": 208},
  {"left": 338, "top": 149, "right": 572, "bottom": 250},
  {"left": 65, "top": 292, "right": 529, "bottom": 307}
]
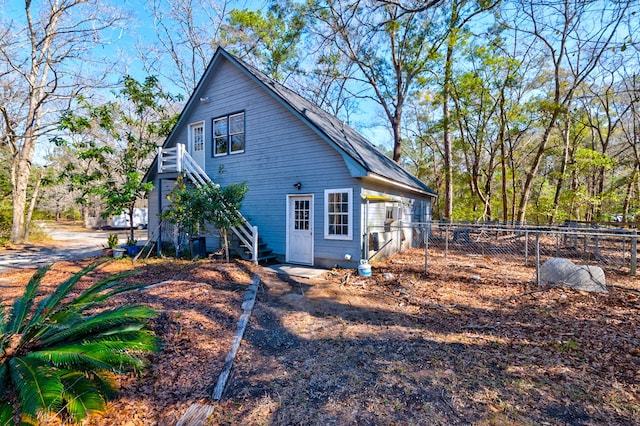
[
  {"left": 176, "top": 272, "right": 261, "bottom": 426},
  {"left": 212, "top": 273, "right": 261, "bottom": 399}
]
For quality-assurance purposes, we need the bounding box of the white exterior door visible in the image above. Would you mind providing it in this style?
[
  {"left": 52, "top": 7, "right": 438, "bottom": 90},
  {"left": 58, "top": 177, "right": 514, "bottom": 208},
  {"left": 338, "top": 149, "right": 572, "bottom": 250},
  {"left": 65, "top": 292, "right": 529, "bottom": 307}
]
[
  {"left": 287, "top": 195, "right": 314, "bottom": 265},
  {"left": 188, "top": 122, "right": 205, "bottom": 170}
]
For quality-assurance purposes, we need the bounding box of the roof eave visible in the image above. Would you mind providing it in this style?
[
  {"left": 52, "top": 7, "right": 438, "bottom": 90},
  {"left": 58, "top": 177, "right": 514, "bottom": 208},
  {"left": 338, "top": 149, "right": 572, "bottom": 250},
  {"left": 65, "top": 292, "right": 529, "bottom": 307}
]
[{"left": 363, "top": 173, "right": 438, "bottom": 198}]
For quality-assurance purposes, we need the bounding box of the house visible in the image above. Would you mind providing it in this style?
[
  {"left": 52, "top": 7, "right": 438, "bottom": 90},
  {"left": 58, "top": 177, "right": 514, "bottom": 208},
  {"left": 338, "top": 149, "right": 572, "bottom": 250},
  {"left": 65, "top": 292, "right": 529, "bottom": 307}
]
[{"left": 145, "top": 47, "right": 437, "bottom": 268}]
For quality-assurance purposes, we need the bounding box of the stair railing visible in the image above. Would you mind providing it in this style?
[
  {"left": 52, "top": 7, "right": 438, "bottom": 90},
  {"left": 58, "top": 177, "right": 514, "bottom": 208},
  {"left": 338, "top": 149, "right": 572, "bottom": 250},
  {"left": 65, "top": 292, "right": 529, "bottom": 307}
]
[
  {"left": 158, "top": 143, "right": 259, "bottom": 264},
  {"left": 158, "top": 145, "right": 183, "bottom": 173},
  {"left": 181, "top": 150, "right": 211, "bottom": 188}
]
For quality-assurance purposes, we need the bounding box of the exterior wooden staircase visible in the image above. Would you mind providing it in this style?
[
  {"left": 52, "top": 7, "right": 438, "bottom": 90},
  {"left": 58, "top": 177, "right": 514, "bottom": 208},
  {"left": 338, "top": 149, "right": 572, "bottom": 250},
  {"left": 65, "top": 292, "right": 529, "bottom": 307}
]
[
  {"left": 158, "top": 143, "right": 267, "bottom": 264},
  {"left": 230, "top": 235, "right": 278, "bottom": 264}
]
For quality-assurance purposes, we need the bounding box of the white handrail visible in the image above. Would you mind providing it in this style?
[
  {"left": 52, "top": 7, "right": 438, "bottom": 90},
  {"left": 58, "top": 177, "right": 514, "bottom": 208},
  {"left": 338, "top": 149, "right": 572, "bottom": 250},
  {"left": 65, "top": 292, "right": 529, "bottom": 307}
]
[
  {"left": 158, "top": 146, "right": 183, "bottom": 174},
  {"left": 157, "top": 143, "right": 259, "bottom": 264}
]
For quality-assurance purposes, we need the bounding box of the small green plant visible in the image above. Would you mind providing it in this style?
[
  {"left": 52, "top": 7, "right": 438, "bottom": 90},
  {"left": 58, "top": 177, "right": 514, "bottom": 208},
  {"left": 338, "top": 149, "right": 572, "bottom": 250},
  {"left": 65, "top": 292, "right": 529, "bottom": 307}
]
[
  {"left": 557, "top": 339, "right": 580, "bottom": 352},
  {"left": 107, "top": 233, "right": 119, "bottom": 248},
  {"left": 0, "top": 260, "right": 158, "bottom": 424}
]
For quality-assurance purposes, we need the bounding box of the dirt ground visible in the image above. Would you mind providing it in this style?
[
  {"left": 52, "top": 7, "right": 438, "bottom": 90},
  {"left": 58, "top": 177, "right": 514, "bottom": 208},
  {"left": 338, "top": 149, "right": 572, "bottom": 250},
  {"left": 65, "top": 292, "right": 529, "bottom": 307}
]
[{"left": 1, "top": 249, "right": 638, "bottom": 425}]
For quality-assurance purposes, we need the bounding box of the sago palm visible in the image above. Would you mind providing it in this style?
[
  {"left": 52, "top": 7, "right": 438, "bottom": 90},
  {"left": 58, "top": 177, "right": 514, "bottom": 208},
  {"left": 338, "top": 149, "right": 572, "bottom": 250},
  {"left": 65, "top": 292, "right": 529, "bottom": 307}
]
[{"left": 0, "top": 260, "right": 158, "bottom": 425}]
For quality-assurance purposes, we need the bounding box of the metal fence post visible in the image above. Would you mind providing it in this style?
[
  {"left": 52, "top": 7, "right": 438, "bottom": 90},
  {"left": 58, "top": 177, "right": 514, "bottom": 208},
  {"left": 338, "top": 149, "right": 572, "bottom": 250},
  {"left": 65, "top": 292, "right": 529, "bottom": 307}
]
[
  {"left": 424, "top": 225, "right": 429, "bottom": 273},
  {"left": 445, "top": 225, "right": 449, "bottom": 258},
  {"left": 631, "top": 231, "right": 637, "bottom": 276},
  {"left": 583, "top": 233, "right": 588, "bottom": 256},
  {"left": 535, "top": 232, "right": 540, "bottom": 285},
  {"left": 157, "top": 181, "right": 163, "bottom": 257},
  {"left": 525, "top": 230, "right": 529, "bottom": 266}
]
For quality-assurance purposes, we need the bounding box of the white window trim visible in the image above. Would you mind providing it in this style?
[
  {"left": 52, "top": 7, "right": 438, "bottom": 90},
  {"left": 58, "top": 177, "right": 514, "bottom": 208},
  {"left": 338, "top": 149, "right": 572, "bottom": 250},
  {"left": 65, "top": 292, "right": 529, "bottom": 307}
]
[
  {"left": 229, "top": 112, "right": 245, "bottom": 155},
  {"left": 213, "top": 116, "right": 228, "bottom": 157},
  {"left": 324, "top": 188, "right": 353, "bottom": 240}
]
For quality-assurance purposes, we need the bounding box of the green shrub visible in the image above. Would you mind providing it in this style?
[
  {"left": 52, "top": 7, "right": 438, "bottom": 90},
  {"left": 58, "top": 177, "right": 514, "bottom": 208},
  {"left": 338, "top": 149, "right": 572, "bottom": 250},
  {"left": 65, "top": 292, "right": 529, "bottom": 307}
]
[
  {"left": 0, "top": 201, "right": 11, "bottom": 241},
  {"left": 107, "top": 233, "right": 119, "bottom": 249}
]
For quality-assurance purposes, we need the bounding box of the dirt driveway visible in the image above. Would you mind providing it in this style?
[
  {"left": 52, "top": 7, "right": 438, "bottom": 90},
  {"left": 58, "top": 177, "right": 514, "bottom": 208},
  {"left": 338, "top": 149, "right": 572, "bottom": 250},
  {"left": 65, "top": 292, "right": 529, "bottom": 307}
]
[{"left": 0, "top": 222, "right": 146, "bottom": 272}]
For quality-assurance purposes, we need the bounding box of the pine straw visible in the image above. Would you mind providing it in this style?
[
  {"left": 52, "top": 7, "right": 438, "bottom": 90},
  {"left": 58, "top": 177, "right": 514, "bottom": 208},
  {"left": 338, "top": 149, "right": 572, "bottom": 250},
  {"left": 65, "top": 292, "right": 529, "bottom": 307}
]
[{"left": 1, "top": 250, "right": 638, "bottom": 425}]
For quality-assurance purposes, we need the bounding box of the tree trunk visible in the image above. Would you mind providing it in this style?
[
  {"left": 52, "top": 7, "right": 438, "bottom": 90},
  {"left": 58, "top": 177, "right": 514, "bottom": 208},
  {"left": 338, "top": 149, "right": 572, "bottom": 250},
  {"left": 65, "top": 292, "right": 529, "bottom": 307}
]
[
  {"left": 483, "top": 163, "right": 493, "bottom": 221},
  {"left": 442, "top": 38, "right": 455, "bottom": 222},
  {"left": 392, "top": 113, "right": 402, "bottom": 163},
  {"left": 622, "top": 166, "right": 637, "bottom": 223},
  {"left": 498, "top": 91, "right": 508, "bottom": 223},
  {"left": 23, "top": 172, "right": 42, "bottom": 241},
  {"left": 551, "top": 119, "right": 570, "bottom": 224},
  {"left": 222, "top": 228, "right": 230, "bottom": 262},
  {"left": 594, "top": 166, "right": 606, "bottom": 220},
  {"left": 129, "top": 207, "right": 135, "bottom": 244},
  {"left": 10, "top": 106, "right": 41, "bottom": 243},
  {"left": 83, "top": 204, "right": 90, "bottom": 228},
  {"left": 10, "top": 161, "right": 29, "bottom": 243},
  {"left": 516, "top": 113, "right": 559, "bottom": 224},
  {"left": 510, "top": 139, "right": 518, "bottom": 224}
]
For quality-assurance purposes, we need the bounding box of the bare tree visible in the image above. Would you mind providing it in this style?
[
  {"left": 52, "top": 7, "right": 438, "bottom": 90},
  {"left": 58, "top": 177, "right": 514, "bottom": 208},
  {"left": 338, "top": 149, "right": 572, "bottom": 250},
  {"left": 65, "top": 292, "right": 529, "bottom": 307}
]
[
  {"left": 511, "top": 0, "right": 632, "bottom": 223},
  {"left": 609, "top": 68, "right": 640, "bottom": 223},
  {"left": 0, "top": 0, "right": 126, "bottom": 242},
  {"left": 141, "top": 0, "right": 235, "bottom": 95},
  {"left": 309, "top": 0, "right": 442, "bottom": 163}
]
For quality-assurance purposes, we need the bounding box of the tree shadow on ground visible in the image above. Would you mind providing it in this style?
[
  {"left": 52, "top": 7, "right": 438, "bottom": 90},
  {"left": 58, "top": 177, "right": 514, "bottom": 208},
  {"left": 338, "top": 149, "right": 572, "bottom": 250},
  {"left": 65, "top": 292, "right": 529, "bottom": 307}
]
[{"left": 218, "top": 269, "right": 638, "bottom": 426}]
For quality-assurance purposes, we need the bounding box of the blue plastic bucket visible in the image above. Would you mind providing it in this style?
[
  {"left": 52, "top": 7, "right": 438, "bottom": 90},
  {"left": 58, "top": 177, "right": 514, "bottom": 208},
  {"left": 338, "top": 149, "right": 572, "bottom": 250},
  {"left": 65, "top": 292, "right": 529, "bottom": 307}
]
[
  {"left": 358, "top": 260, "right": 372, "bottom": 277},
  {"left": 125, "top": 245, "right": 141, "bottom": 256}
]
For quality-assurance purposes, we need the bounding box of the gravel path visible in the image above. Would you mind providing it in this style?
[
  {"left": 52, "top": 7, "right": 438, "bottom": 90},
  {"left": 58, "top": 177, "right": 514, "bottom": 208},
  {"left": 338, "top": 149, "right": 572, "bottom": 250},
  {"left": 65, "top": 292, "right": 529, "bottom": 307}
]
[{"left": 0, "top": 223, "right": 146, "bottom": 272}]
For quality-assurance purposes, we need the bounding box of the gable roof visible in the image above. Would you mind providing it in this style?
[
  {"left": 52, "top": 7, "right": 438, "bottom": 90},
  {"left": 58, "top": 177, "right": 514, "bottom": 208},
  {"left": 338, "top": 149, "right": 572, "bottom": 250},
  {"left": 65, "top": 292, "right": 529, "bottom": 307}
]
[{"left": 152, "top": 47, "right": 436, "bottom": 197}]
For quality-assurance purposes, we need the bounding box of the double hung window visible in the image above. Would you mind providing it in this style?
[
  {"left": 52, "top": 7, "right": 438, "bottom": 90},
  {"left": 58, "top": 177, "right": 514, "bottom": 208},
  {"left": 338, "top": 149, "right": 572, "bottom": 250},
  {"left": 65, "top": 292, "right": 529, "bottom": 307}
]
[
  {"left": 324, "top": 188, "right": 352, "bottom": 240},
  {"left": 213, "top": 112, "right": 245, "bottom": 156}
]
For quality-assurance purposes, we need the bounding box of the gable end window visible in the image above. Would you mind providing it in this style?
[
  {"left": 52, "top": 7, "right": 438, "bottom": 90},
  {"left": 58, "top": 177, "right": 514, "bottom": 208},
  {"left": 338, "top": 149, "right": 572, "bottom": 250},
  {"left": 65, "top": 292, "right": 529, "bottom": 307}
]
[
  {"left": 324, "top": 188, "right": 353, "bottom": 240},
  {"left": 213, "top": 112, "right": 245, "bottom": 156}
]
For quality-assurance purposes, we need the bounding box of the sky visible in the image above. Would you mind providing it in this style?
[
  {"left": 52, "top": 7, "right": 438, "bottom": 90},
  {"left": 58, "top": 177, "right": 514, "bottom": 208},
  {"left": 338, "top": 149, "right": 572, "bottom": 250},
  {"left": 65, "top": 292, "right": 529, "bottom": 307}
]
[
  {"left": 4, "top": 0, "right": 636, "bottom": 165},
  {"left": 110, "top": 0, "right": 391, "bottom": 148},
  {"left": 4, "top": 0, "right": 347, "bottom": 164}
]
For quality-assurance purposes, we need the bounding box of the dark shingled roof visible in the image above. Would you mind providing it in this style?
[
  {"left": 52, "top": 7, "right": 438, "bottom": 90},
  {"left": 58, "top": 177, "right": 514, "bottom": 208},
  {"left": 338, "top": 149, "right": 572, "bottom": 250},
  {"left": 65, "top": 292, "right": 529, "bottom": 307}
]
[{"left": 219, "top": 49, "right": 437, "bottom": 197}]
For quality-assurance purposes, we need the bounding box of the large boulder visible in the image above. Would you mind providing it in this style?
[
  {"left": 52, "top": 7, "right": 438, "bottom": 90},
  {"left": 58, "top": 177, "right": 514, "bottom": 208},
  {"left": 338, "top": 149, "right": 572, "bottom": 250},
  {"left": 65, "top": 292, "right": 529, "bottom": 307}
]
[{"left": 539, "top": 257, "right": 607, "bottom": 293}]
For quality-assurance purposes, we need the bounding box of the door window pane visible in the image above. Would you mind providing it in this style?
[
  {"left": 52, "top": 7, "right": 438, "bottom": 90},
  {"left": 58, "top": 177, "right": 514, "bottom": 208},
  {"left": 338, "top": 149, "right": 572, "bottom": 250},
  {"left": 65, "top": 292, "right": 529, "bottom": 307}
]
[
  {"left": 294, "top": 199, "right": 310, "bottom": 230},
  {"left": 192, "top": 125, "right": 204, "bottom": 151}
]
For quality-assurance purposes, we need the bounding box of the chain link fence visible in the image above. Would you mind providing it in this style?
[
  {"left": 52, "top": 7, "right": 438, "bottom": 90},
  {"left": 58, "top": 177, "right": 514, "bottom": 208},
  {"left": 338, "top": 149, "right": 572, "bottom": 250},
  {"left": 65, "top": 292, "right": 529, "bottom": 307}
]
[{"left": 368, "top": 221, "right": 638, "bottom": 281}]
